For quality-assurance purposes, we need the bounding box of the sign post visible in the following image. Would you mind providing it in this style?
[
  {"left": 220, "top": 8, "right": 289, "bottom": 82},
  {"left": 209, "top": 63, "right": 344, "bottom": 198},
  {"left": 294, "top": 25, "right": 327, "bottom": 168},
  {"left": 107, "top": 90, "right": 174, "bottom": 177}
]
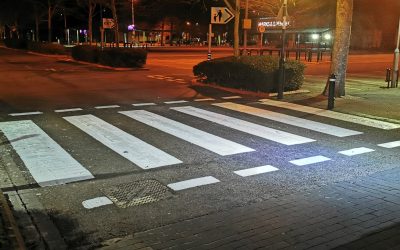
[
  {"left": 392, "top": 17, "right": 400, "bottom": 88},
  {"left": 208, "top": 7, "right": 235, "bottom": 60}
]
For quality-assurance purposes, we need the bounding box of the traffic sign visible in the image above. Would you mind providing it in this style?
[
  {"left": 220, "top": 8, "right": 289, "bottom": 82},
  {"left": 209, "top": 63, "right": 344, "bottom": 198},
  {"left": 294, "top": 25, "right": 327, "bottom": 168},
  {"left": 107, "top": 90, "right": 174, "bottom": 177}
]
[
  {"left": 211, "top": 7, "right": 234, "bottom": 24},
  {"left": 102, "top": 18, "right": 115, "bottom": 29},
  {"left": 258, "top": 25, "right": 266, "bottom": 33}
]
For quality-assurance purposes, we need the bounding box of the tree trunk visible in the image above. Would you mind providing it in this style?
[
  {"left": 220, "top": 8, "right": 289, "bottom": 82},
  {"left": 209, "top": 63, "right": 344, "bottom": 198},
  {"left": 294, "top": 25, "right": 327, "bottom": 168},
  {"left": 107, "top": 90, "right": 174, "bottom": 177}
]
[
  {"left": 161, "top": 20, "right": 165, "bottom": 46},
  {"left": 35, "top": 13, "right": 40, "bottom": 42},
  {"left": 88, "top": 2, "right": 94, "bottom": 44},
  {"left": 48, "top": 6, "right": 52, "bottom": 42},
  {"left": 233, "top": 0, "right": 240, "bottom": 57},
  {"left": 325, "top": 0, "right": 353, "bottom": 97},
  {"left": 110, "top": 0, "right": 119, "bottom": 47}
]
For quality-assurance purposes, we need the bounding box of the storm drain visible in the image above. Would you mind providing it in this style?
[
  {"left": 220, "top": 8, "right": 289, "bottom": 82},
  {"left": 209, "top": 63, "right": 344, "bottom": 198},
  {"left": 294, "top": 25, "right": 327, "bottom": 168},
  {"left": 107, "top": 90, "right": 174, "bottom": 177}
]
[{"left": 102, "top": 180, "right": 173, "bottom": 208}]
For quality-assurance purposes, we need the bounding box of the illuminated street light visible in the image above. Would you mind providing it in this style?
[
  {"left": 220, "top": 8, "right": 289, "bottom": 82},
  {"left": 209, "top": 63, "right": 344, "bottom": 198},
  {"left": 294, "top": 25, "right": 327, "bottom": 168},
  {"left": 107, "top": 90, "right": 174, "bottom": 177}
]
[
  {"left": 324, "top": 33, "right": 332, "bottom": 40},
  {"left": 311, "top": 34, "right": 319, "bottom": 40}
]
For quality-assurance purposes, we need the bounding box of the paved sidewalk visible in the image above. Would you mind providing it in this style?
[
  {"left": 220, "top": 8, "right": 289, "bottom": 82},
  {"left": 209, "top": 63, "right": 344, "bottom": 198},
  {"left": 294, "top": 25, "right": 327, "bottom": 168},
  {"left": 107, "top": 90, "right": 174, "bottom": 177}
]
[{"left": 99, "top": 166, "right": 400, "bottom": 250}]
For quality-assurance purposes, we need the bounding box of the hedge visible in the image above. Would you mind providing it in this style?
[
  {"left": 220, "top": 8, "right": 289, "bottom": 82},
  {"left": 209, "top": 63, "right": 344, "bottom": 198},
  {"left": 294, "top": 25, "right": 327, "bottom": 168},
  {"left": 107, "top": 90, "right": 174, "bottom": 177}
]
[
  {"left": 4, "top": 39, "right": 66, "bottom": 55},
  {"left": 193, "top": 56, "right": 305, "bottom": 92},
  {"left": 71, "top": 45, "right": 147, "bottom": 68}
]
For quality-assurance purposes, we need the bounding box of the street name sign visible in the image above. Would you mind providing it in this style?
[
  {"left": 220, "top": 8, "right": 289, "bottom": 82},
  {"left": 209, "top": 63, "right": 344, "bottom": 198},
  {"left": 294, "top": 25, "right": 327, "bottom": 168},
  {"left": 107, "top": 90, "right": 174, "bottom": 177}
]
[{"left": 211, "top": 7, "right": 234, "bottom": 24}]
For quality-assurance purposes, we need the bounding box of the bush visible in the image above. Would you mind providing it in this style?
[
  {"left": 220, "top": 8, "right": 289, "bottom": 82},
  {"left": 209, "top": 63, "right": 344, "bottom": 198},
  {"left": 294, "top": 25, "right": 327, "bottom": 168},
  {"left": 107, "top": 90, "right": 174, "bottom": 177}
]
[
  {"left": 71, "top": 45, "right": 147, "bottom": 68},
  {"left": 99, "top": 48, "right": 147, "bottom": 67},
  {"left": 71, "top": 45, "right": 99, "bottom": 63},
  {"left": 4, "top": 39, "right": 27, "bottom": 49},
  {"left": 193, "top": 56, "right": 305, "bottom": 92},
  {"left": 27, "top": 42, "right": 66, "bottom": 55}
]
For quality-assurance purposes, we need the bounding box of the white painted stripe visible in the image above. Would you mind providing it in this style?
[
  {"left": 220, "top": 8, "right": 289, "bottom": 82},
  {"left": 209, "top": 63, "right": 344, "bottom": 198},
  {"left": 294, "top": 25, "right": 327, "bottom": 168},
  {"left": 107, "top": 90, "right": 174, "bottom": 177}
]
[
  {"left": 259, "top": 99, "right": 400, "bottom": 130},
  {"left": 164, "top": 100, "right": 188, "bottom": 104},
  {"left": 120, "top": 110, "right": 254, "bottom": 156},
  {"left": 194, "top": 98, "right": 216, "bottom": 102},
  {"left": 378, "top": 141, "right": 400, "bottom": 148},
  {"left": 82, "top": 197, "right": 113, "bottom": 209},
  {"left": 9, "top": 112, "right": 43, "bottom": 116},
  {"left": 132, "top": 103, "right": 156, "bottom": 107},
  {"left": 55, "top": 108, "right": 83, "bottom": 113},
  {"left": 0, "top": 120, "right": 94, "bottom": 186},
  {"left": 64, "top": 115, "right": 182, "bottom": 169},
  {"left": 175, "top": 79, "right": 184, "bottom": 81},
  {"left": 172, "top": 106, "right": 315, "bottom": 145},
  {"left": 338, "top": 147, "right": 375, "bottom": 156},
  {"left": 214, "top": 102, "right": 362, "bottom": 137},
  {"left": 290, "top": 155, "right": 331, "bottom": 166},
  {"left": 95, "top": 105, "right": 120, "bottom": 109},
  {"left": 234, "top": 165, "right": 279, "bottom": 177},
  {"left": 222, "top": 96, "right": 242, "bottom": 100},
  {"left": 167, "top": 176, "right": 220, "bottom": 191}
]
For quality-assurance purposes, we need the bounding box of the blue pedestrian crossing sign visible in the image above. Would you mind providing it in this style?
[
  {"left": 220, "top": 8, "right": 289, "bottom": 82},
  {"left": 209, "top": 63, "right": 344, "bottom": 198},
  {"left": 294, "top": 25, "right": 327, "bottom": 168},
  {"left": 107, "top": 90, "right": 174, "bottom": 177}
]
[{"left": 211, "top": 7, "right": 234, "bottom": 24}]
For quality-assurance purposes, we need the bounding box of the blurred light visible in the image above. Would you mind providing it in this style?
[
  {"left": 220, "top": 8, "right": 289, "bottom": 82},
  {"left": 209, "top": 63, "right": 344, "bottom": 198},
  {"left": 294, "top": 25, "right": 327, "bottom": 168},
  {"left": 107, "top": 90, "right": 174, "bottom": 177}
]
[
  {"left": 311, "top": 34, "right": 319, "bottom": 40},
  {"left": 324, "top": 33, "right": 332, "bottom": 40},
  {"left": 128, "top": 24, "right": 135, "bottom": 31},
  {"left": 186, "top": 21, "right": 191, "bottom": 26}
]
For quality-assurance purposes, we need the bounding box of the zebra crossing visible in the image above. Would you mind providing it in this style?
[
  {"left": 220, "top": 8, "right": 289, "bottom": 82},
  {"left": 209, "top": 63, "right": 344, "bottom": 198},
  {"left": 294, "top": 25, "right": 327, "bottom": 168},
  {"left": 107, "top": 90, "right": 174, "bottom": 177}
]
[{"left": 0, "top": 99, "right": 399, "bottom": 190}]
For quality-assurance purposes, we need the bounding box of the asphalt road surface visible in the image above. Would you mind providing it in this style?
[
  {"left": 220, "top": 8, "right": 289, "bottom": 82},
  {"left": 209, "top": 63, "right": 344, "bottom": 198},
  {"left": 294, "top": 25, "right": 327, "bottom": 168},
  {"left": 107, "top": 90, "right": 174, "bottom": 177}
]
[{"left": 0, "top": 47, "right": 399, "bottom": 249}]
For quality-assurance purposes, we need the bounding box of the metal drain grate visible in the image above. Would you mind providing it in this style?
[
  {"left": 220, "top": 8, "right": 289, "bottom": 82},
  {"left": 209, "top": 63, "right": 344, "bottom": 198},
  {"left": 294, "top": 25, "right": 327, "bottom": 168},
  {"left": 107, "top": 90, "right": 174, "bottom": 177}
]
[{"left": 102, "top": 180, "right": 172, "bottom": 208}]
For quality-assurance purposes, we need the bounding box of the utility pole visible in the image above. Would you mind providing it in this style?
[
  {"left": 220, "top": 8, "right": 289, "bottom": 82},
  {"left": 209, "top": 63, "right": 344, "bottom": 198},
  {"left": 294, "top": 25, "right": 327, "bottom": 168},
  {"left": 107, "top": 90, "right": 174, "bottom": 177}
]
[
  {"left": 392, "top": 17, "right": 400, "bottom": 88},
  {"left": 277, "top": 0, "right": 288, "bottom": 100}
]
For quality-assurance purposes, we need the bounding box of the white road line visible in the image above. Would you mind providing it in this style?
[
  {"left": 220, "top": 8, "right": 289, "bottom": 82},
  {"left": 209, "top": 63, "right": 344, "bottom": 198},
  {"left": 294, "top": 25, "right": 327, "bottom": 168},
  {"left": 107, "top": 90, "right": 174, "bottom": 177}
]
[
  {"left": 378, "top": 141, "right": 400, "bottom": 148},
  {"left": 222, "top": 96, "right": 242, "bottom": 100},
  {"left": 120, "top": 110, "right": 254, "bottom": 156},
  {"left": 214, "top": 102, "right": 362, "bottom": 137},
  {"left": 9, "top": 112, "right": 43, "bottom": 116},
  {"left": 132, "top": 103, "right": 156, "bottom": 107},
  {"left": 259, "top": 99, "right": 400, "bottom": 130},
  {"left": 290, "top": 155, "right": 331, "bottom": 166},
  {"left": 175, "top": 79, "right": 184, "bottom": 81},
  {"left": 55, "top": 108, "right": 83, "bottom": 113},
  {"left": 172, "top": 106, "right": 315, "bottom": 145},
  {"left": 64, "top": 115, "right": 182, "bottom": 169},
  {"left": 167, "top": 176, "right": 220, "bottom": 191},
  {"left": 82, "top": 197, "right": 113, "bottom": 209},
  {"left": 0, "top": 120, "right": 94, "bottom": 187},
  {"left": 234, "top": 165, "right": 279, "bottom": 177},
  {"left": 94, "top": 105, "right": 120, "bottom": 109},
  {"left": 164, "top": 100, "right": 188, "bottom": 104},
  {"left": 338, "top": 147, "right": 375, "bottom": 156},
  {"left": 194, "top": 98, "right": 216, "bottom": 102}
]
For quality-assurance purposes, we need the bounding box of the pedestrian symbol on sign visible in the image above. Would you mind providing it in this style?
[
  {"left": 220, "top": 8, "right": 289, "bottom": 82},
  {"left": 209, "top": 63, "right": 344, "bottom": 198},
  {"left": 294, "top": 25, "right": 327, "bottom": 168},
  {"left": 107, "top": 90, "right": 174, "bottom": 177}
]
[{"left": 211, "top": 7, "right": 234, "bottom": 24}]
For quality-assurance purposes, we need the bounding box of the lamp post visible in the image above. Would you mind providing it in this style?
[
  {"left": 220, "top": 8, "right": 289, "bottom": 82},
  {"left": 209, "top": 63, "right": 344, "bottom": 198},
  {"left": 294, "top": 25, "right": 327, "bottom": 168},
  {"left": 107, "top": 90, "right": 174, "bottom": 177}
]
[{"left": 277, "top": 0, "right": 288, "bottom": 100}]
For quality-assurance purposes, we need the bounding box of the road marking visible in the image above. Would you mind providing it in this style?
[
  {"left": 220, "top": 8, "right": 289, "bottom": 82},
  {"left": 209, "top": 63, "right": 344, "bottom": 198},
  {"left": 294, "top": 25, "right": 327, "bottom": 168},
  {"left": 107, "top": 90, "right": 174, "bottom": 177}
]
[
  {"left": 132, "top": 103, "right": 156, "bottom": 107},
  {"left": 0, "top": 120, "right": 94, "bottom": 186},
  {"left": 94, "top": 105, "right": 120, "bottom": 109},
  {"left": 234, "top": 165, "right": 279, "bottom": 177},
  {"left": 167, "top": 176, "right": 220, "bottom": 191},
  {"left": 175, "top": 79, "right": 184, "bottom": 81},
  {"left": 164, "top": 100, "right": 188, "bottom": 104},
  {"left": 172, "top": 106, "right": 315, "bottom": 145},
  {"left": 214, "top": 102, "right": 362, "bottom": 137},
  {"left": 120, "top": 110, "right": 254, "bottom": 156},
  {"left": 259, "top": 99, "right": 400, "bottom": 130},
  {"left": 290, "top": 155, "right": 331, "bottom": 166},
  {"left": 222, "top": 96, "right": 242, "bottom": 100},
  {"left": 378, "top": 141, "right": 400, "bottom": 148},
  {"left": 55, "top": 108, "right": 83, "bottom": 113},
  {"left": 9, "top": 112, "right": 43, "bottom": 116},
  {"left": 82, "top": 197, "right": 113, "bottom": 209},
  {"left": 194, "top": 98, "right": 216, "bottom": 102},
  {"left": 64, "top": 115, "right": 182, "bottom": 169},
  {"left": 338, "top": 147, "right": 375, "bottom": 156},
  {"left": 166, "top": 79, "right": 175, "bottom": 82}
]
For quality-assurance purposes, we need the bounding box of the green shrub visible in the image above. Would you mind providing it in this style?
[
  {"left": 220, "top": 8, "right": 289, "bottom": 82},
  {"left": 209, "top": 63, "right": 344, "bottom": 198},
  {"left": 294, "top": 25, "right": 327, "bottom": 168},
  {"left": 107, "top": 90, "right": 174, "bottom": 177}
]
[
  {"left": 98, "top": 48, "right": 147, "bottom": 67},
  {"left": 71, "top": 46, "right": 147, "bottom": 68},
  {"left": 4, "top": 39, "right": 27, "bottom": 49},
  {"left": 193, "top": 56, "right": 305, "bottom": 92},
  {"left": 27, "top": 42, "right": 66, "bottom": 55},
  {"left": 71, "top": 45, "right": 99, "bottom": 63}
]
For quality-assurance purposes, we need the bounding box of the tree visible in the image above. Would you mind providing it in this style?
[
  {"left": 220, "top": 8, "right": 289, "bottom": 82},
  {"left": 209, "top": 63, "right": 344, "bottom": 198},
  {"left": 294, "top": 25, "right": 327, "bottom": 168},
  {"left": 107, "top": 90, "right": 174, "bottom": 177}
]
[
  {"left": 77, "top": 0, "right": 98, "bottom": 44},
  {"left": 325, "top": 0, "right": 354, "bottom": 97}
]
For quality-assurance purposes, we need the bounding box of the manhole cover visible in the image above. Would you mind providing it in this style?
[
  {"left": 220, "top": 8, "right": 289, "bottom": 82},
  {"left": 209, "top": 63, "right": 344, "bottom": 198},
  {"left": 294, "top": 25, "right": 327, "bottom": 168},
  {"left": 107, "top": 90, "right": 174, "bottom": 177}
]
[{"left": 102, "top": 180, "right": 173, "bottom": 208}]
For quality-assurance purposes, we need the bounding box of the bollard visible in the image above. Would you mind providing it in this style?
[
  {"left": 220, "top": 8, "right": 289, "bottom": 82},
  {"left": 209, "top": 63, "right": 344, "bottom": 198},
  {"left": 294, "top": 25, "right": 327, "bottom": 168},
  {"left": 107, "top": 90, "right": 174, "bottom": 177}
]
[
  {"left": 307, "top": 50, "right": 312, "bottom": 62},
  {"left": 328, "top": 74, "right": 336, "bottom": 110},
  {"left": 207, "top": 53, "right": 212, "bottom": 61},
  {"left": 386, "top": 68, "right": 392, "bottom": 88}
]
